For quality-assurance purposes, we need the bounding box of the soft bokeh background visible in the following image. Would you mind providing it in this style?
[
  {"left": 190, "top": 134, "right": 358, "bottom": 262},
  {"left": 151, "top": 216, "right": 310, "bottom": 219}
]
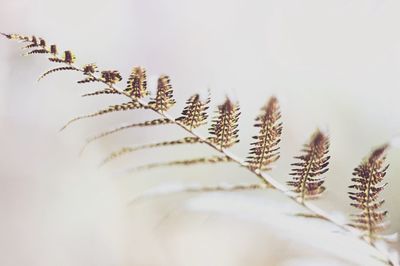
[{"left": 1, "top": 0, "right": 400, "bottom": 265}]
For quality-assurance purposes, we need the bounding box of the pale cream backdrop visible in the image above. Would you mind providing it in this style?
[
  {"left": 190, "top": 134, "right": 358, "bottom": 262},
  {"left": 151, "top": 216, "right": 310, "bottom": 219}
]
[{"left": 1, "top": 0, "right": 400, "bottom": 266}]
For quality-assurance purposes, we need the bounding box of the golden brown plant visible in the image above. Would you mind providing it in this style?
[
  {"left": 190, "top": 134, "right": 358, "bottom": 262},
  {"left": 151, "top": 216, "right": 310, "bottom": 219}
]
[
  {"left": 246, "top": 96, "right": 282, "bottom": 171},
  {"left": 148, "top": 75, "right": 176, "bottom": 112},
  {"left": 101, "top": 137, "right": 201, "bottom": 165},
  {"left": 2, "top": 32, "right": 397, "bottom": 266},
  {"left": 176, "top": 93, "right": 210, "bottom": 129},
  {"left": 349, "top": 144, "right": 390, "bottom": 243},
  {"left": 287, "top": 130, "right": 330, "bottom": 202},
  {"left": 208, "top": 98, "right": 240, "bottom": 150},
  {"left": 125, "top": 66, "right": 148, "bottom": 98}
]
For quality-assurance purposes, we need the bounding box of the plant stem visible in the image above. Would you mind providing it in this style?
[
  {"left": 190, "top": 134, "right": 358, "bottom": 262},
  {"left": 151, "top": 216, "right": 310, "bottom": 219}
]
[{"left": 55, "top": 64, "right": 398, "bottom": 266}]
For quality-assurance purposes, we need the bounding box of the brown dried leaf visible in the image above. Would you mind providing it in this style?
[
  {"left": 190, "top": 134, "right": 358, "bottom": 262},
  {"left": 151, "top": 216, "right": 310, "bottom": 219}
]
[
  {"left": 208, "top": 98, "right": 240, "bottom": 149},
  {"left": 176, "top": 93, "right": 210, "bottom": 129},
  {"left": 287, "top": 130, "right": 330, "bottom": 202},
  {"left": 101, "top": 137, "right": 201, "bottom": 165},
  {"left": 246, "top": 96, "right": 282, "bottom": 171}
]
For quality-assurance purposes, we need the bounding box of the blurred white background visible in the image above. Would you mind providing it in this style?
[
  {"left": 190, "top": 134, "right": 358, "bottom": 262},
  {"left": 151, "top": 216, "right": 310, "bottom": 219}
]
[{"left": 1, "top": 0, "right": 400, "bottom": 265}]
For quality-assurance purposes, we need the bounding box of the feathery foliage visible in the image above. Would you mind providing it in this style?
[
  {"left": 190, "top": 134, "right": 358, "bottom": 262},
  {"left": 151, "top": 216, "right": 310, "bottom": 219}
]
[
  {"left": 81, "top": 88, "right": 120, "bottom": 97},
  {"left": 101, "top": 137, "right": 201, "bottom": 165},
  {"left": 128, "top": 155, "right": 232, "bottom": 172},
  {"left": 246, "top": 96, "right": 282, "bottom": 171},
  {"left": 101, "top": 70, "right": 122, "bottom": 85},
  {"left": 38, "top": 66, "right": 80, "bottom": 81},
  {"left": 125, "top": 66, "right": 148, "bottom": 98},
  {"left": 2, "top": 32, "right": 397, "bottom": 266},
  {"left": 287, "top": 130, "right": 330, "bottom": 202},
  {"left": 176, "top": 93, "right": 210, "bottom": 129},
  {"left": 60, "top": 101, "right": 145, "bottom": 131},
  {"left": 208, "top": 98, "right": 240, "bottom": 150},
  {"left": 349, "top": 144, "right": 390, "bottom": 243},
  {"left": 148, "top": 75, "right": 176, "bottom": 112},
  {"left": 82, "top": 118, "right": 173, "bottom": 152}
]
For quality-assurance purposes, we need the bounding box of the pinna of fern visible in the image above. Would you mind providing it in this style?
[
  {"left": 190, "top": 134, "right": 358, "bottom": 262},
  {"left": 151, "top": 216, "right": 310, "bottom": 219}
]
[
  {"left": 148, "top": 75, "right": 176, "bottom": 112},
  {"left": 2, "top": 32, "right": 398, "bottom": 266},
  {"left": 176, "top": 93, "right": 210, "bottom": 130},
  {"left": 287, "top": 130, "right": 330, "bottom": 202},
  {"left": 124, "top": 66, "right": 148, "bottom": 99},
  {"left": 349, "top": 144, "right": 390, "bottom": 243},
  {"left": 208, "top": 98, "right": 240, "bottom": 150},
  {"left": 246, "top": 96, "right": 282, "bottom": 171}
]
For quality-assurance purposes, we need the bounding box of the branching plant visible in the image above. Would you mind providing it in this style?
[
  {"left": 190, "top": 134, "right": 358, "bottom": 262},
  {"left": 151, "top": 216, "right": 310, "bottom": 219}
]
[{"left": 1, "top": 32, "right": 398, "bottom": 266}]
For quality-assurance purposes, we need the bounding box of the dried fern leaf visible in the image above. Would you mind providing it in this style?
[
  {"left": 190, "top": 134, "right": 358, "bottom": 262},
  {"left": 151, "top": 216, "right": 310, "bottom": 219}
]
[
  {"left": 183, "top": 183, "right": 266, "bottom": 193},
  {"left": 124, "top": 67, "right": 148, "bottom": 99},
  {"left": 1, "top": 32, "right": 17, "bottom": 39},
  {"left": 293, "top": 213, "right": 328, "bottom": 220},
  {"left": 48, "top": 57, "right": 66, "bottom": 64},
  {"left": 127, "top": 155, "right": 232, "bottom": 172},
  {"left": 47, "top": 51, "right": 76, "bottom": 64},
  {"left": 77, "top": 77, "right": 102, "bottom": 84},
  {"left": 101, "top": 70, "right": 122, "bottom": 85},
  {"left": 81, "top": 118, "right": 172, "bottom": 152},
  {"left": 176, "top": 93, "right": 210, "bottom": 129},
  {"left": 148, "top": 75, "right": 176, "bottom": 112},
  {"left": 81, "top": 88, "right": 120, "bottom": 97},
  {"left": 82, "top": 64, "right": 98, "bottom": 75},
  {"left": 246, "top": 96, "right": 282, "bottom": 171},
  {"left": 60, "top": 101, "right": 145, "bottom": 131},
  {"left": 348, "top": 144, "right": 390, "bottom": 243},
  {"left": 208, "top": 98, "right": 240, "bottom": 149},
  {"left": 130, "top": 183, "right": 267, "bottom": 204},
  {"left": 26, "top": 49, "right": 49, "bottom": 55},
  {"left": 38, "top": 38, "right": 46, "bottom": 48},
  {"left": 63, "top": 51, "right": 75, "bottom": 64},
  {"left": 101, "top": 137, "right": 201, "bottom": 165},
  {"left": 38, "top": 66, "right": 80, "bottom": 81},
  {"left": 287, "top": 130, "right": 330, "bottom": 202},
  {"left": 49, "top": 44, "right": 57, "bottom": 56}
]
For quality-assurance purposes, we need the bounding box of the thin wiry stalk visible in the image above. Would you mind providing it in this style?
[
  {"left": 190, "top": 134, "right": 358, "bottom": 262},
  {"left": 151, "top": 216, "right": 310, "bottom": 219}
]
[{"left": 2, "top": 33, "right": 396, "bottom": 266}]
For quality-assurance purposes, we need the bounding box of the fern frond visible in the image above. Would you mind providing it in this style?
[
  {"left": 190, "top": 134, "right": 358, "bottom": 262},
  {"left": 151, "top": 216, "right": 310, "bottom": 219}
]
[
  {"left": 127, "top": 155, "right": 232, "bottom": 172},
  {"left": 81, "top": 118, "right": 172, "bottom": 152},
  {"left": 1, "top": 32, "right": 17, "bottom": 39},
  {"left": 26, "top": 49, "right": 49, "bottom": 55},
  {"left": 49, "top": 44, "right": 57, "bottom": 56},
  {"left": 38, "top": 38, "right": 46, "bottom": 48},
  {"left": 48, "top": 57, "right": 66, "bottom": 63},
  {"left": 82, "top": 64, "right": 98, "bottom": 75},
  {"left": 124, "top": 67, "right": 148, "bottom": 98},
  {"left": 63, "top": 51, "right": 75, "bottom": 64},
  {"left": 132, "top": 183, "right": 267, "bottom": 202},
  {"left": 3, "top": 32, "right": 398, "bottom": 266},
  {"left": 60, "top": 101, "right": 145, "bottom": 131},
  {"left": 208, "top": 98, "right": 240, "bottom": 149},
  {"left": 22, "top": 36, "right": 39, "bottom": 49},
  {"left": 349, "top": 144, "right": 390, "bottom": 243},
  {"left": 148, "top": 75, "right": 176, "bottom": 112},
  {"left": 101, "top": 70, "right": 122, "bottom": 85},
  {"left": 81, "top": 88, "right": 120, "bottom": 97},
  {"left": 176, "top": 93, "right": 210, "bottom": 129},
  {"left": 38, "top": 66, "right": 80, "bottom": 81},
  {"left": 1, "top": 33, "right": 32, "bottom": 42},
  {"left": 246, "top": 96, "right": 282, "bottom": 171},
  {"left": 287, "top": 130, "right": 330, "bottom": 202},
  {"left": 101, "top": 137, "right": 201, "bottom": 165},
  {"left": 47, "top": 51, "right": 76, "bottom": 64},
  {"left": 293, "top": 213, "right": 328, "bottom": 220},
  {"left": 77, "top": 77, "right": 102, "bottom": 84}
]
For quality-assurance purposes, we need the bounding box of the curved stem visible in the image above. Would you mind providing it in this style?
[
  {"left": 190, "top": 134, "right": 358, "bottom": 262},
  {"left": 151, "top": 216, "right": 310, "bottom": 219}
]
[{"left": 43, "top": 63, "right": 397, "bottom": 266}]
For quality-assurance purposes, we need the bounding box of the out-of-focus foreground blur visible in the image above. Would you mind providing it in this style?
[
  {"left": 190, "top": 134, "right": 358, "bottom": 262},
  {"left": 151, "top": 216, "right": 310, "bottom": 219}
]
[{"left": 1, "top": 0, "right": 400, "bottom": 265}]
